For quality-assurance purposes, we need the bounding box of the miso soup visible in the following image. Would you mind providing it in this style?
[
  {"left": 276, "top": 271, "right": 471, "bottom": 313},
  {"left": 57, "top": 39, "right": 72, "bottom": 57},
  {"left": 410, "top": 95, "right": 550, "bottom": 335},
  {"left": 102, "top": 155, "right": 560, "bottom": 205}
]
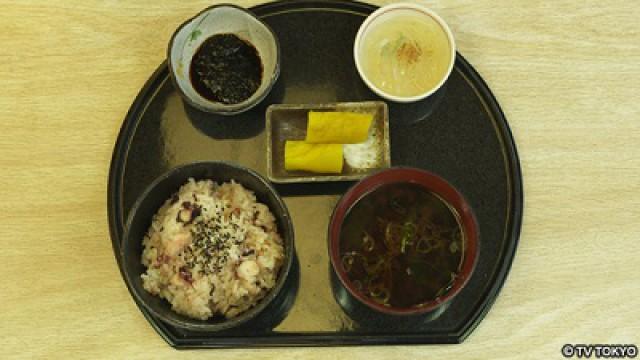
[{"left": 339, "top": 183, "right": 464, "bottom": 308}]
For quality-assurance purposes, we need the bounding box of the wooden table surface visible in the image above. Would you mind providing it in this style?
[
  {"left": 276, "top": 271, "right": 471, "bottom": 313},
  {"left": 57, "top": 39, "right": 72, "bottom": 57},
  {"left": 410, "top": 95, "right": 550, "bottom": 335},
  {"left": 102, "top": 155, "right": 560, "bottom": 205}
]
[{"left": 2, "top": 0, "right": 638, "bottom": 358}]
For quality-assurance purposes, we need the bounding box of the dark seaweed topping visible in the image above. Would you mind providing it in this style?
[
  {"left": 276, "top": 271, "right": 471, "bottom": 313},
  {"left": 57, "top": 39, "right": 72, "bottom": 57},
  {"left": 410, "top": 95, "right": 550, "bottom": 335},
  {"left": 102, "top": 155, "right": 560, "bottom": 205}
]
[{"left": 189, "top": 33, "right": 263, "bottom": 105}]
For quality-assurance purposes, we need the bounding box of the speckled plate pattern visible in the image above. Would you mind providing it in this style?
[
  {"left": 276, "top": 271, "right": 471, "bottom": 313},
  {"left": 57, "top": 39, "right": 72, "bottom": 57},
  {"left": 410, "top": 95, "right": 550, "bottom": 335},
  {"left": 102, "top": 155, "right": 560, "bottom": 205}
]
[
  {"left": 266, "top": 101, "right": 390, "bottom": 183},
  {"left": 108, "top": 0, "right": 523, "bottom": 348}
]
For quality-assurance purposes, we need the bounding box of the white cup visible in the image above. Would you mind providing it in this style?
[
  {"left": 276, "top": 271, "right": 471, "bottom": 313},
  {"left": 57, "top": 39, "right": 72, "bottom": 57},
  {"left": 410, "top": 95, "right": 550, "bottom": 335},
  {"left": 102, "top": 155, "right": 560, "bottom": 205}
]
[{"left": 354, "top": 3, "right": 456, "bottom": 103}]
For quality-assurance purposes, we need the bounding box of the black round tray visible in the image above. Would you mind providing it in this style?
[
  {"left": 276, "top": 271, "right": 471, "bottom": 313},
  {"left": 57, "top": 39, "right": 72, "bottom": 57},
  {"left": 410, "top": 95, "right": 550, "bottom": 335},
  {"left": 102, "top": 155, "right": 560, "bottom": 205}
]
[{"left": 108, "top": 0, "right": 523, "bottom": 348}]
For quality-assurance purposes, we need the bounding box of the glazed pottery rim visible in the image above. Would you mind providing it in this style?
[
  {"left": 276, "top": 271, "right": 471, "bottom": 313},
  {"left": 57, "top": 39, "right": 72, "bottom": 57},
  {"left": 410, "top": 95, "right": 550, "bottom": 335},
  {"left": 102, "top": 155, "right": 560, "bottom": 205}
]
[
  {"left": 121, "top": 161, "right": 294, "bottom": 331},
  {"left": 328, "top": 167, "right": 479, "bottom": 316},
  {"left": 167, "top": 4, "right": 281, "bottom": 115}
]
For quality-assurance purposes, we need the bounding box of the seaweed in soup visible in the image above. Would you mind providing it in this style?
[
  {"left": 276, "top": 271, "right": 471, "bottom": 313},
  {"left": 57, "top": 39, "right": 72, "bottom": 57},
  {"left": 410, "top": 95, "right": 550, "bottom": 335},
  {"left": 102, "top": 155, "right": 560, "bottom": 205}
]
[{"left": 339, "top": 183, "right": 464, "bottom": 308}]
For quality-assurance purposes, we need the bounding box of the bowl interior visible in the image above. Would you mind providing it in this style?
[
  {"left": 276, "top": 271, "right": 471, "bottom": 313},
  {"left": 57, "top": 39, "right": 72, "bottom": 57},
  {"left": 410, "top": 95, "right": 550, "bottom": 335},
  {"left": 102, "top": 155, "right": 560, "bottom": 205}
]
[
  {"left": 121, "top": 162, "right": 294, "bottom": 331},
  {"left": 169, "top": 5, "right": 279, "bottom": 113},
  {"left": 354, "top": 4, "right": 456, "bottom": 103},
  {"left": 329, "top": 168, "right": 479, "bottom": 316}
]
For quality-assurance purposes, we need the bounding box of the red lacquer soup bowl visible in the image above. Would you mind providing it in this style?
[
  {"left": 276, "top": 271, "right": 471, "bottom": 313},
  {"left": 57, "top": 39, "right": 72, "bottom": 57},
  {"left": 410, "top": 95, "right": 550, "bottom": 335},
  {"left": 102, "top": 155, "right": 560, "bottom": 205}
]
[{"left": 328, "top": 167, "right": 479, "bottom": 316}]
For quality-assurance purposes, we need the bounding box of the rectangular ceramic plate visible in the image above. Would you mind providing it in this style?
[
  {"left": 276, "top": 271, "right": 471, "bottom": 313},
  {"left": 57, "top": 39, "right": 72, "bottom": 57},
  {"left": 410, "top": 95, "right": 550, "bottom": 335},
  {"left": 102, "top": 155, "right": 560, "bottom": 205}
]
[{"left": 266, "top": 101, "right": 391, "bottom": 183}]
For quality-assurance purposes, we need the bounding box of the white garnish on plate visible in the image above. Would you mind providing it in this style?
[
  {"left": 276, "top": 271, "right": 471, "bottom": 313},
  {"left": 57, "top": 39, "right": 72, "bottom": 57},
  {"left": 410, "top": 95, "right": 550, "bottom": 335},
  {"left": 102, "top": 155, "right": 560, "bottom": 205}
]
[{"left": 344, "top": 128, "right": 380, "bottom": 170}]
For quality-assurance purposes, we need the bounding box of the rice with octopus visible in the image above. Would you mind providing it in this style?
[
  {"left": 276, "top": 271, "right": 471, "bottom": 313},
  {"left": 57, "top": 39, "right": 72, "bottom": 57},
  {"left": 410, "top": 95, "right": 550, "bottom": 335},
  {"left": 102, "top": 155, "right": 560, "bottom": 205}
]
[{"left": 140, "top": 179, "right": 284, "bottom": 320}]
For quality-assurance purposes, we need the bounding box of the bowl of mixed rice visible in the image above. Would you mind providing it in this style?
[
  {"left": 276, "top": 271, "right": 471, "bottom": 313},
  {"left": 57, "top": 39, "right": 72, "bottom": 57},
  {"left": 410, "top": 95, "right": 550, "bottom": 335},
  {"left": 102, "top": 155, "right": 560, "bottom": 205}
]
[{"left": 121, "top": 161, "right": 295, "bottom": 331}]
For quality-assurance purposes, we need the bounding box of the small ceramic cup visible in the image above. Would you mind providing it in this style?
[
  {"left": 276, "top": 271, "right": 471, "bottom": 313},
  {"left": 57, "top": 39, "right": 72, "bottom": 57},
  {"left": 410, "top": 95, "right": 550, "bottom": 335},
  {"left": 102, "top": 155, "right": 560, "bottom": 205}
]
[
  {"left": 168, "top": 4, "right": 280, "bottom": 115},
  {"left": 354, "top": 3, "right": 456, "bottom": 103}
]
